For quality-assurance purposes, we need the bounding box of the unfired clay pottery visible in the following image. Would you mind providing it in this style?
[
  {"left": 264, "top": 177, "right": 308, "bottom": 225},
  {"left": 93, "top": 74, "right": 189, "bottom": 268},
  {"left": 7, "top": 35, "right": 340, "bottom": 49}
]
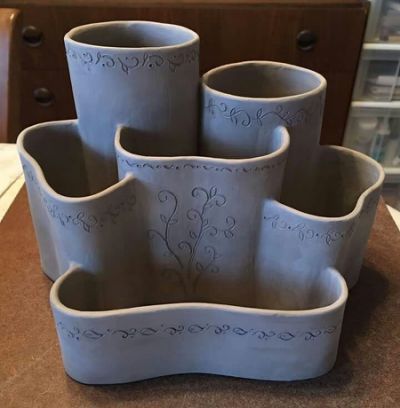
[
  {"left": 115, "top": 125, "right": 289, "bottom": 303},
  {"left": 201, "top": 61, "right": 384, "bottom": 288},
  {"left": 201, "top": 61, "right": 326, "bottom": 210},
  {"left": 65, "top": 21, "right": 199, "bottom": 193},
  {"left": 257, "top": 145, "right": 383, "bottom": 291},
  {"left": 17, "top": 21, "right": 385, "bottom": 385},
  {"left": 18, "top": 117, "right": 382, "bottom": 384},
  {"left": 51, "top": 265, "right": 347, "bottom": 384}
]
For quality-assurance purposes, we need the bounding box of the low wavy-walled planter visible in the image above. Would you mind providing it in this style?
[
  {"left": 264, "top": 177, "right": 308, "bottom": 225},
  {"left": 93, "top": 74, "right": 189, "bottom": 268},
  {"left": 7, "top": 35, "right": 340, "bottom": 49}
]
[{"left": 50, "top": 265, "right": 347, "bottom": 384}]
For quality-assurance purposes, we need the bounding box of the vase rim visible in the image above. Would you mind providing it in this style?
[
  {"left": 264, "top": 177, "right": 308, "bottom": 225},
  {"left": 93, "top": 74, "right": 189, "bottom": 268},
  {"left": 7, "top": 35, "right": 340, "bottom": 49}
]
[
  {"left": 17, "top": 120, "right": 135, "bottom": 203},
  {"left": 275, "top": 144, "right": 384, "bottom": 222},
  {"left": 50, "top": 266, "right": 348, "bottom": 319},
  {"left": 64, "top": 20, "right": 199, "bottom": 51},
  {"left": 115, "top": 125, "right": 290, "bottom": 164},
  {"left": 18, "top": 120, "right": 384, "bottom": 222},
  {"left": 202, "top": 60, "right": 327, "bottom": 102}
]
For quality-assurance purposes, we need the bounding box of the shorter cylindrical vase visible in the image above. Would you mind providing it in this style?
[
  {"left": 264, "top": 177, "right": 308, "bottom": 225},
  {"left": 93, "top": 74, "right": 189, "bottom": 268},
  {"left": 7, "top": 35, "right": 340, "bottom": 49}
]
[
  {"left": 65, "top": 21, "right": 199, "bottom": 193},
  {"left": 50, "top": 265, "right": 347, "bottom": 384},
  {"left": 201, "top": 61, "right": 326, "bottom": 210},
  {"left": 115, "top": 125, "right": 289, "bottom": 305}
]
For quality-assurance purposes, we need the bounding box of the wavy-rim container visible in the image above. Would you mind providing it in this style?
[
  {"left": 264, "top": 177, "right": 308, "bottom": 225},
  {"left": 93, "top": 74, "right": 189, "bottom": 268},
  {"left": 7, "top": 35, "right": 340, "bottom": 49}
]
[{"left": 50, "top": 265, "right": 348, "bottom": 384}]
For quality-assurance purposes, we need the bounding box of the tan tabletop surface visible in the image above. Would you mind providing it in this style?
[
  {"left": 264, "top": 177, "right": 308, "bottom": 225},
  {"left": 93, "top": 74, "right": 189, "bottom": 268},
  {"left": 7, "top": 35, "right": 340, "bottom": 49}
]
[{"left": 1, "top": 188, "right": 400, "bottom": 408}]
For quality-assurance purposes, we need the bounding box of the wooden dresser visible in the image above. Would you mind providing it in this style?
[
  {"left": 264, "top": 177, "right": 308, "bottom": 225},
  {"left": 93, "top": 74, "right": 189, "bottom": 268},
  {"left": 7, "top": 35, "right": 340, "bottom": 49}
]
[{"left": 1, "top": 0, "right": 369, "bottom": 144}]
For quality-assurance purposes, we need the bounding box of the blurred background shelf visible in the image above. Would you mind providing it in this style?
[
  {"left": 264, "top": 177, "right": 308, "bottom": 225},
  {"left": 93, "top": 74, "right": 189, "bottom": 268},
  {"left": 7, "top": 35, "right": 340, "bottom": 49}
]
[
  {"left": 352, "top": 100, "right": 400, "bottom": 108},
  {"left": 344, "top": 0, "right": 400, "bottom": 210},
  {"left": 365, "top": 0, "right": 400, "bottom": 43},
  {"left": 384, "top": 166, "right": 400, "bottom": 183}
]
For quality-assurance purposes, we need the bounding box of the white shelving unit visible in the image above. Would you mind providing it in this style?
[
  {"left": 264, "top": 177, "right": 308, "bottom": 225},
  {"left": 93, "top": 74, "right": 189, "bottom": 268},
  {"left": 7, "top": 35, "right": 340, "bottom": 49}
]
[{"left": 344, "top": 0, "right": 400, "bottom": 188}]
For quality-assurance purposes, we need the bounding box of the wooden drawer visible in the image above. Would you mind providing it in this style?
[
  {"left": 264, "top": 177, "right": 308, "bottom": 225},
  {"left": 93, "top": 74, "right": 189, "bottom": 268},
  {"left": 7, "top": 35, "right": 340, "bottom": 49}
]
[{"left": 21, "top": 69, "right": 75, "bottom": 128}]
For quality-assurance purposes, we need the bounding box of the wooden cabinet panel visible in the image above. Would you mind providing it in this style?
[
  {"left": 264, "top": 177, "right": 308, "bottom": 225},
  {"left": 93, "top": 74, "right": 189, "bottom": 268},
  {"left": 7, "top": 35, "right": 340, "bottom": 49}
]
[
  {"left": 21, "top": 69, "right": 75, "bottom": 128},
  {"left": 2, "top": 1, "right": 368, "bottom": 144},
  {"left": 0, "top": 8, "right": 21, "bottom": 143}
]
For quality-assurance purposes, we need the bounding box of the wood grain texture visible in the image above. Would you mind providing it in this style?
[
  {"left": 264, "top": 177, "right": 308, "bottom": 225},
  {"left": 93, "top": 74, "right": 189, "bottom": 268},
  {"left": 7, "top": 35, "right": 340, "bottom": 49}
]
[
  {"left": 2, "top": 1, "right": 368, "bottom": 144},
  {"left": 0, "top": 8, "right": 21, "bottom": 143},
  {"left": 0, "top": 0, "right": 369, "bottom": 8},
  {"left": 0, "top": 190, "right": 399, "bottom": 407}
]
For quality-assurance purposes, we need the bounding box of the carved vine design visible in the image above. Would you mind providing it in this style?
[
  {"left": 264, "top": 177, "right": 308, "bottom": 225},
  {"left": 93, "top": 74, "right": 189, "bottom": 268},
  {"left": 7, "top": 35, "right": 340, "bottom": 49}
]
[
  {"left": 205, "top": 98, "right": 309, "bottom": 128},
  {"left": 148, "top": 187, "right": 236, "bottom": 294},
  {"left": 117, "top": 155, "right": 287, "bottom": 173},
  {"left": 66, "top": 48, "right": 198, "bottom": 73},
  {"left": 263, "top": 214, "right": 356, "bottom": 246},
  {"left": 57, "top": 321, "right": 338, "bottom": 343},
  {"left": 23, "top": 166, "right": 136, "bottom": 233}
]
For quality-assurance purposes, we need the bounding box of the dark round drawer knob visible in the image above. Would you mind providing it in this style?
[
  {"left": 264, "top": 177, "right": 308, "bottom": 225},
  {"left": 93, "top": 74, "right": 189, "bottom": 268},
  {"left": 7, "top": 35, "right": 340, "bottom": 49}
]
[
  {"left": 297, "top": 30, "right": 318, "bottom": 51},
  {"left": 22, "top": 25, "right": 43, "bottom": 47},
  {"left": 33, "top": 88, "right": 54, "bottom": 106}
]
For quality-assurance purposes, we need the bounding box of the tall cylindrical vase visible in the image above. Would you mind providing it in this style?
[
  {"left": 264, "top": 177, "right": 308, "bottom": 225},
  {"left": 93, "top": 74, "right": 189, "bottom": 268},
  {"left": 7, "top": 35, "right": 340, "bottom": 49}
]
[
  {"left": 201, "top": 61, "right": 326, "bottom": 211},
  {"left": 65, "top": 21, "right": 200, "bottom": 193}
]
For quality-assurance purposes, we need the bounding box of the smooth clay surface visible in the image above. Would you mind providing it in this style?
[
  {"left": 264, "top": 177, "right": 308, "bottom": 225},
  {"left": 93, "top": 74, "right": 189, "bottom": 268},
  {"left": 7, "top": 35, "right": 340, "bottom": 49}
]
[
  {"left": 18, "top": 116, "right": 381, "bottom": 384},
  {"left": 201, "top": 61, "right": 327, "bottom": 211},
  {"left": 66, "top": 21, "right": 199, "bottom": 193},
  {"left": 1, "top": 190, "right": 399, "bottom": 406},
  {"left": 17, "top": 23, "right": 385, "bottom": 385},
  {"left": 51, "top": 266, "right": 347, "bottom": 384}
]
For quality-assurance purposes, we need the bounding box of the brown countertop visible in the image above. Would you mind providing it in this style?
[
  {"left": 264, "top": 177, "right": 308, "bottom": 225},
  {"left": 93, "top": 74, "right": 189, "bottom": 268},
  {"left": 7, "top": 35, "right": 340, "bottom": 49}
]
[{"left": 1, "top": 188, "right": 399, "bottom": 407}]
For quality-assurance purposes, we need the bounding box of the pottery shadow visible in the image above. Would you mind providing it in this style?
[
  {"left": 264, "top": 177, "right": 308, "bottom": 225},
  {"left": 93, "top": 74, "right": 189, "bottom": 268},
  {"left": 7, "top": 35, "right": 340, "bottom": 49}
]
[
  {"left": 21, "top": 122, "right": 134, "bottom": 197},
  {"left": 22, "top": 123, "right": 90, "bottom": 197},
  {"left": 119, "top": 124, "right": 282, "bottom": 160},
  {"left": 118, "top": 126, "right": 197, "bottom": 158},
  {"left": 283, "top": 147, "right": 382, "bottom": 218},
  {"left": 335, "top": 265, "right": 389, "bottom": 364}
]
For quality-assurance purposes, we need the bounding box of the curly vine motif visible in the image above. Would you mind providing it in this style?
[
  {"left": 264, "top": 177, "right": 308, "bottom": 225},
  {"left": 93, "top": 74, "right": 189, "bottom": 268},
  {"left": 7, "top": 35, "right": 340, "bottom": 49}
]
[
  {"left": 148, "top": 186, "right": 236, "bottom": 295},
  {"left": 23, "top": 165, "right": 136, "bottom": 232},
  {"left": 205, "top": 98, "right": 308, "bottom": 128},
  {"left": 117, "top": 155, "right": 287, "bottom": 173},
  {"left": 66, "top": 47, "right": 198, "bottom": 74},
  {"left": 57, "top": 321, "right": 338, "bottom": 343},
  {"left": 263, "top": 214, "right": 355, "bottom": 246}
]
